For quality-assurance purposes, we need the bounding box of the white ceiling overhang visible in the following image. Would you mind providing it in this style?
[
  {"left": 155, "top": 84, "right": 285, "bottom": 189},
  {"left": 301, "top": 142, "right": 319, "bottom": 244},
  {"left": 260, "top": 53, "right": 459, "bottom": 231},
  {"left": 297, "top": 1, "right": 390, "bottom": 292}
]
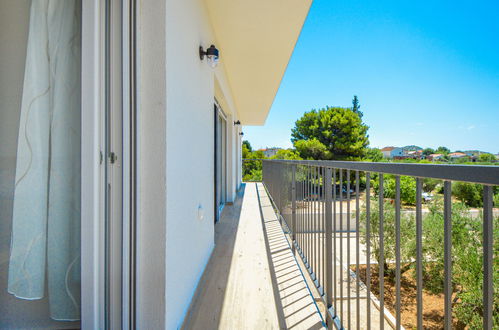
[{"left": 205, "top": 0, "right": 312, "bottom": 125}]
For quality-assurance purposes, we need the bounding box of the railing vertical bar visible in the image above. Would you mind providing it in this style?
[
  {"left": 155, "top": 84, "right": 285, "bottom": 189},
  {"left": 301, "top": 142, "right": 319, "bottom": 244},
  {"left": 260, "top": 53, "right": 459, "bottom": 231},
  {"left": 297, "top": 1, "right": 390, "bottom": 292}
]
[
  {"left": 312, "top": 166, "right": 316, "bottom": 279},
  {"left": 300, "top": 166, "right": 303, "bottom": 253},
  {"left": 416, "top": 178, "right": 423, "bottom": 329},
  {"left": 319, "top": 167, "right": 323, "bottom": 290},
  {"left": 301, "top": 166, "right": 304, "bottom": 250},
  {"left": 395, "top": 176, "right": 401, "bottom": 330},
  {"left": 311, "top": 166, "right": 314, "bottom": 273},
  {"left": 379, "top": 173, "right": 385, "bottom": 330},
  {"left": 347, "top": 169, "right": 351, "bottom": 329},
  {"left": 314, "top": 167, "right": 320, "bottom": 284},
  {"left": 339, "top": 169, "right": 344, "bottom": 323},
  {"left": 300, "top": 166, "right": 303, "bottom": 250},
  {"left": 333, "top": 169, "right": 337, "bottom": 317},
  {"left": 322, "top": 167, "right": 329, "bottom": 294},
  {"left": 319, "top": 166, "right": 322, "bottom": 288},
  {"left": 483, "top": 185, "right": 493, "bottom": 330},
  {"left": 291, "top": 165, "right": 297, "bottom": 254},
  {"left": 308, "top": 166, "right": 311, "bottom": 266},
  {"left": 308, "top": 166, "right": 311, "bottom": 264},
  {"left": 443, "top": 180, "right": 452, "bottom": 330},
  {"left": 366, "top": 172, "right": 371, "bottom": 330},
  {"left": 304, "top": 166, "right": 306, "bottom": 254},
  {"left": 318, "top": 167, "right": 322, "bottom": 290},
  {"left": 355, "top": 171, "right": 360, "bottom": 330},
  {"left": 325, "top": 167, "right": 333, "bottom": 325},
  {"left": 314, "top": 166, "right": 318, "bottom": 280},
  {"left": 304, "top": 166, "right": 308, "bottom": 258}
]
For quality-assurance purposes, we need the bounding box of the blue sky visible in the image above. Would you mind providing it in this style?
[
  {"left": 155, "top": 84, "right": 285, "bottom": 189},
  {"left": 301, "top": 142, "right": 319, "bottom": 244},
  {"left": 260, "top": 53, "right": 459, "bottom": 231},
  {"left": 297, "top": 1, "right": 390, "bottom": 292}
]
[{"left": 243, "top": 0, "right": 499, "bottom": 153}]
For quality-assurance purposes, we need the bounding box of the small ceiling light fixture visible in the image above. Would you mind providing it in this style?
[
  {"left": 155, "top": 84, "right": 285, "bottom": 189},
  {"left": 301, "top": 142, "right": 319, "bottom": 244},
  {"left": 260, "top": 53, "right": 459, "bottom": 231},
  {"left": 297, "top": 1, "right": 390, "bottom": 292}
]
[
  {"left": 199, "top": 44, "right": 219, "bottom": 68},
  {"left": 234, "top": 120, "right": 241, "bottom": 126}
]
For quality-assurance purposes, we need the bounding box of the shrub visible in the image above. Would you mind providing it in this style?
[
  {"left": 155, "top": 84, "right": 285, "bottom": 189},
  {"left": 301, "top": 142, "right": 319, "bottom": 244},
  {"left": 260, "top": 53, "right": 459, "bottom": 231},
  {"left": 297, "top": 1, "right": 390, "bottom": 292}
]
[
  {"left": 360, "top": 198, "right": 416, "bottom": 280},
  {"left": 372, "top": 175, "right": 417, "bottom": 205},
  {"left": 243, "top": 169, "right": 262, "bottom": 182},
  {"left": 452, "top": 182, "right": 483, "bottom": 207},
  {"left": 423, "top": 178, "right": 440, "bottom": 193},
  {"left": 421, "top": 201, "right": 499, "bottom": 327}
]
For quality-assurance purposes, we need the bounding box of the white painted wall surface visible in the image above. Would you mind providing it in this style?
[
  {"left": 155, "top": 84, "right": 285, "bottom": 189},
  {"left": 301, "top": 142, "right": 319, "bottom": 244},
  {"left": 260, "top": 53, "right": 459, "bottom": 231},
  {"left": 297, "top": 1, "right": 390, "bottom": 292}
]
[
  {"left": 164, "top": 0, "right": 238, "bottom": 328},
  {"left": 137, "top": 0, "right": 167, "bottom": 328}
]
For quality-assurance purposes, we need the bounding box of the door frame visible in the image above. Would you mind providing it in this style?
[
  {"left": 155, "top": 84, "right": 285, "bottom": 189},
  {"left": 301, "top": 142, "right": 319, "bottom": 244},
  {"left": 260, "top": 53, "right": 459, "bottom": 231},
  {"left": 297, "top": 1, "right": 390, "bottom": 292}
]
[
  {"left": 214, "top": 101, "right": 228, "bottom": 223},
  {"left": 81, "top": 0, "right": 134, "bottom": 328},
  {"left": 81, "top": 0, "right": 106, "bottom": 327}
]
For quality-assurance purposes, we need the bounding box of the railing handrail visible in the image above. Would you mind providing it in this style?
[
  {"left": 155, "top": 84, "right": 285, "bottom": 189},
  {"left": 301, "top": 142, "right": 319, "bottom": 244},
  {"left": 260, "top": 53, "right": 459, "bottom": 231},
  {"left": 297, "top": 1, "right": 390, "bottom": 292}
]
[{"left": 255, "top": 159, "right": 499, "bottom": 185}]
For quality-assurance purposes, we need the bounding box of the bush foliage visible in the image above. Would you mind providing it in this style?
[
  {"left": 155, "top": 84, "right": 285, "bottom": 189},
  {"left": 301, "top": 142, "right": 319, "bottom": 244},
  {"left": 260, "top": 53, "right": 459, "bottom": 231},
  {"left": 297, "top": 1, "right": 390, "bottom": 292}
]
[{"left": 361, "top": 198, "right": 499, "bottom": 327}]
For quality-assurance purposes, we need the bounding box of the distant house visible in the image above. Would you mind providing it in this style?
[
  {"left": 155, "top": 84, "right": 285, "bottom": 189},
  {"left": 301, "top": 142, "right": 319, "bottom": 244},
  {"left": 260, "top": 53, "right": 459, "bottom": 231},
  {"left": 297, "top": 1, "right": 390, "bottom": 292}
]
[
  {"left": 380, "top": 146, "right": 404, "bottom": 159},
  {"left": 261, "top": 147, "right": 281, "bottom": 158},
  {"left": 428, "top": 153, "right": 444, "bottom": 161},
  {"left": 405, "top": 149, "right": 423, "bottom": 159},
  {"left": 449, "top": 152, "right": 467, "bottom": 159}
]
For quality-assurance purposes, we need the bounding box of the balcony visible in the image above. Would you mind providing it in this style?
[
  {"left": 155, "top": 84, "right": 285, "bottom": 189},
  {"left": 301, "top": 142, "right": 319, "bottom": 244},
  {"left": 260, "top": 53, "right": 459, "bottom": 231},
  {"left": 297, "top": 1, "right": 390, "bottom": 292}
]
[
  {"left": 184, "top": 160, "right": 498, "bottom": 329},
  {"left": 182, "top": 181, "right": 327, "bottom": 329},
  {"left": 263, "top": 159, "right": 498, "bottom": 329}
]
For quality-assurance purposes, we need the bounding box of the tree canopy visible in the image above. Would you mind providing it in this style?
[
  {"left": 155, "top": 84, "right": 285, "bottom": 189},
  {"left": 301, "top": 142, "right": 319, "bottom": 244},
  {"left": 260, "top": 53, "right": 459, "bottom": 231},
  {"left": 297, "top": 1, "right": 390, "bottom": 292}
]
[
  {"left": 294, "top": 138, "right": 331, "bottom": 160},
  {"left": 422, "top": 148, "right": 435, "bottom": 157},
  {"left": 365, "top": 148, "right": 384, "bottom": 162},
  {"left": 270, "top": 149, "right": 302, "bottom": 160},
  {"left": 291, "top": 106, "right": 369, "bottom": 160},
  {"left": 435, "top": 146, "right": 450, "bottom": 155},
  {"left": 242, "top": 140, "right": 252, "bottom": 152},
  {"left": 479, "top": 153, "right": 496, "bottom": 162},
  {"left": 352, "top": 95, "right": 363, "bottom": 118}
]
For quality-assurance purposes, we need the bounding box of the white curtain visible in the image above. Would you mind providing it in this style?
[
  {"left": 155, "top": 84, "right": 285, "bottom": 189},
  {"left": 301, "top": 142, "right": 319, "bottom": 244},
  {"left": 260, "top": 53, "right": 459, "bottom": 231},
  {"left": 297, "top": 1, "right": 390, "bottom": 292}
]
[{"left": 8, "top": 0, "right": 81, "bottom": 321}]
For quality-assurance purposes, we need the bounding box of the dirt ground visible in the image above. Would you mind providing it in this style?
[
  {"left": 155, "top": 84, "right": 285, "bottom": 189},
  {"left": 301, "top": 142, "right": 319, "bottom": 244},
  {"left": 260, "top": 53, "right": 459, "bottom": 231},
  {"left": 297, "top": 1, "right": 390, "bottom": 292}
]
[{"left": 352, "top": 265, "right": 466, "bottom": 330}]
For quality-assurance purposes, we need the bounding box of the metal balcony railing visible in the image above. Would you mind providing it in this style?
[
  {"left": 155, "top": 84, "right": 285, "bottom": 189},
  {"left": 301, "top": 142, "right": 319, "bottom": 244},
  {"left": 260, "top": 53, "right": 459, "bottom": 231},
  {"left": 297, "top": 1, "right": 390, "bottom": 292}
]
[{"left": 261, "top": 159, "right": 498, "bottom": 330}]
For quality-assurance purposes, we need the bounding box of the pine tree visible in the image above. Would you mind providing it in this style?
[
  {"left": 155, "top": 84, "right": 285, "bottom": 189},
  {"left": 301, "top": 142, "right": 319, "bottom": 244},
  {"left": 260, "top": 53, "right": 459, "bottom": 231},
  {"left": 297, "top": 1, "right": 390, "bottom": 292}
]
[{"left": 352, "top": 95, "right": 363, "bottom": 118}]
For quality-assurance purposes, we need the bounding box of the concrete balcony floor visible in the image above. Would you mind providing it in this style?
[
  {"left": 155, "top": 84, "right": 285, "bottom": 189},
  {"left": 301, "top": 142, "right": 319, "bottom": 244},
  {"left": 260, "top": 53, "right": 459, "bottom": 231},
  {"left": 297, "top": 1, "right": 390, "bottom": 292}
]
[{"left": 182, "top": 182, "right": 325, "bottom": 330}]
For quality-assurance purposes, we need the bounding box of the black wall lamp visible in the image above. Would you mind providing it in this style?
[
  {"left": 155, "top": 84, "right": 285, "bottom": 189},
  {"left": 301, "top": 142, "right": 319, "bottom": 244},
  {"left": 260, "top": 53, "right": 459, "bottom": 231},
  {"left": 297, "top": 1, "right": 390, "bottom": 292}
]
[
  {"left": 199, "top": 44, "right": 219, "bottom": 68},
  {"left": 239, "top": 132, "right": 244, "bottom": 136},
  {"left": 234, "top": 120, "right": 241, "bottom": 126}
]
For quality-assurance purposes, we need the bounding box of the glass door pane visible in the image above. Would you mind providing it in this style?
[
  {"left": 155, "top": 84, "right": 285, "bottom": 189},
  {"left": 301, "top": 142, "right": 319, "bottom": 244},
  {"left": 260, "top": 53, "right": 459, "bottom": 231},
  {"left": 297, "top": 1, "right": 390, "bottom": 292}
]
[
  {"left": 214, "top": 106, "right": 227, "bottom": 222},
  {"left": 0, "top": 1, "right": 82, "bottom": 328}
]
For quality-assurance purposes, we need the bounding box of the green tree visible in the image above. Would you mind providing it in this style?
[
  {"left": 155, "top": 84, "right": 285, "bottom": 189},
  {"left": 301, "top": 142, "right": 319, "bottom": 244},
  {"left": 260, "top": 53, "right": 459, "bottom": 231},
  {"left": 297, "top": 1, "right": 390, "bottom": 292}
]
[
  {"left": 423, "top": 178, "right": 441, "bottom": 193},
  {"left": 360, "top": 199, "right": 416, "bottom": 280},
  {"left": 270, "top": 149, "right": 302, "bottom": 160},
  {"left": 435, "top": 146, "right": 450, "bottom": 155},
  {"left": 479, "top": 153, "right": 496, "bottom": 162},
  {"left": 242, "top": 141, "right": 265, "bottom": 181},
  {"left": 242, "top": 140, "right": 252, "bottom": 152},
  {"left": 242, "top": 142, "right": 251, "bottom": 159},
  {"left": 422, "top": 147, "right": 435, "bottom": 157},
  {"left": 364, "top": 148, "right": 383, "bottom": 162},
  {"left": 352, "top": 95, "right": 363, "bottom": 118},
  {"left": 372, "top": 175, "right": 417, "bottom": 205},
  {"left": 422, "top": 202, "right": 499, "bottom": 327},
  {"left": 452, "top": 182, "right": 483, "bottom": 207},
  {"left": 294, "top": 138, "right": 331, "bottom": 160},
  {"left": 291, "top": 106, "right": 369, "bottom": 160}
]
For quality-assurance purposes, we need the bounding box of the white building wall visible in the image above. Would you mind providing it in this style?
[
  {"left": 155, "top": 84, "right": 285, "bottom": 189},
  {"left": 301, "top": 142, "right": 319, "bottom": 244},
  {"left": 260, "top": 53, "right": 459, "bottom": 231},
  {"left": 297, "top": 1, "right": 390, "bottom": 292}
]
[
  {"left": 137, "top": 0, "right": 167, "bottom": 328},
  {"left": 163, "top": 0, "right": 239, "bottom": 328},
  {"left": 391, "top": 148, "right": 404, "bottom": 157}
]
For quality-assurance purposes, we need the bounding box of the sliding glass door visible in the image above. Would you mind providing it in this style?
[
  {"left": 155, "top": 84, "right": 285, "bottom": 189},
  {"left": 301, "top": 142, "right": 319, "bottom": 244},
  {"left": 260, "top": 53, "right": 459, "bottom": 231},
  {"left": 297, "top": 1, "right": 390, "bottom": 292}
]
[
  {"left": 0, "top": 1, "right": 82, "bottom": 328},
  {"left": 0, "top": 0, "right": 129, "bottom": 328},
  {"left": 214, "top": 103, "right": 227, "bottom": 222}
]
